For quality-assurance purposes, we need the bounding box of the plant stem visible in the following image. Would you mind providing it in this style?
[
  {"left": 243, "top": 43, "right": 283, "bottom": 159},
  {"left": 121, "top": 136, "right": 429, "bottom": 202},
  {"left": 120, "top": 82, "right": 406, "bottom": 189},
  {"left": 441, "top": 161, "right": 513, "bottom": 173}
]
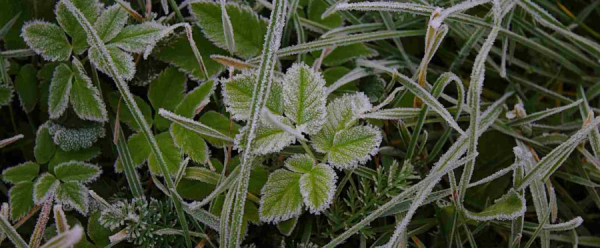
[{"left": 168, "top": 0, "right": 185, "bottom": 23}]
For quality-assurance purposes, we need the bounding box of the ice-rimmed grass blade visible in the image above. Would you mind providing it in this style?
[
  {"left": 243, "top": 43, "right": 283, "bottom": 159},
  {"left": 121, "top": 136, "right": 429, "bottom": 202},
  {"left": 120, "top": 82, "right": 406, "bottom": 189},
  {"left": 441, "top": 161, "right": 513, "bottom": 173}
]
[
  {"left": 506, "top": 100, "right": 582, "bottom": 127},
  {"left": 158, "top": 109, "right": 234, "bottom": 143},
  {"left": 58, "top": 0, "right": 193, "bottom": 246}
]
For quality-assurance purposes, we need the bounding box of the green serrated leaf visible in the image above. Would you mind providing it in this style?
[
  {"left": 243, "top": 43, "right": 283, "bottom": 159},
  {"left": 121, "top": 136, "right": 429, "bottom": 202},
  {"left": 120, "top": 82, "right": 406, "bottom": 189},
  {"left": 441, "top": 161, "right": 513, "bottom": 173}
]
[
  {"left": 148, "top": 132, "right": 182, "bottom": 176},
  {"left": 49, "top": 146, "right": 101, "bottom": 171},
  {"left": 56, "top": 182, "right": 89, "bottom": 214},
  {"left": 2, "top": 161, "right": 39, "bottom": 184},
  {"left": 33, "top": 173, "right": 59, "bottom": 203},
  {"left": 22, "top": 21, "right": 72, "bottom": 61},
  {"left": 70, "top": 58, "right": 108, "bottom": 122},
  {"left": 108, "top": 92, "right": 153, "bottom": 131},
  {"left": 54, "top": 161, "right": 101, "bottom": 183},
  {"left": 9, "top": 181, "right": 35, "bottom": 220},
  {"left": 322, "top": 125, "right": 382, "bottom": 169},
  {"left": 198, "top": 111, "right": 240, "bottom": 148},
  {"left": 15, "top": 64, "right": 38, "bottom": 113},
  {"left": 189, "top": 0, "right": 268, "bottom": 58},
  {"left": 300, "top": 163, "right": 336, "bottom": 213},
  {"left": 88, "top": 44, "right": 135, "bottom": 80},
  {"left": 259, "top": 170, "right": 303, "bottom": 223},
  {"left": 284, "top": 154, "right": 315, "bottom": 174},
  {"left": 171, "top": 125, "right": 210, "bottom": 164},
  {"left": 175, "top": 80, "right": 216, "bottom": 118},
  {"left": 108, "top": 21, "right": 166, "bottom": 54},
  {"left": 149, "top": 67, "right": 186, "bottom": 131},
  {"left": 56, "top": 0, "right": 101, "bottom": 54},
  {"left": 48, "top": 63, "right": 73, "bottom": 119},
  {"left": 0, "top": 84, "right": 13, "bottom": 106},
  {"left": 283, "top": 63, "right": 327, "bottom": 134},
  {"left": 34, "top": 125, "right": 57, "bottom": 164},
  {"left": 222, "top": 71, "right": 283, "bottom": 120},
  {"left": 465, "top": 189, "right": 526, "bottom": 221},
  {"left": 153, "top": 25, "right": 226, "bottom": 80},
  {"left": 94, "top": 3, "right": 128, "bottom": 42},
  {"left": 235, "top": 115, "right": 296, "bottom": 155}
]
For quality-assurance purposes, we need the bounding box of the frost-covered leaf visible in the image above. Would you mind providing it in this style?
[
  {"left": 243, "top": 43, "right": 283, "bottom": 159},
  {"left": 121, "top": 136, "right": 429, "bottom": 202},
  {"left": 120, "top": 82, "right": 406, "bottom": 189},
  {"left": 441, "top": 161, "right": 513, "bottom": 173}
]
[
  {"left": 199, "top": 111, "right": 240, "bottom": 147},
  {"left": 22, "top": 21, "right": 72, "bottom": 61},
  {"left": 34, "top": 125, "right": 57, "bottom": 164},
  {"left": 48, "top": 63, "right": 73, "bottom": 119},
  {"left": 54, "top": 161, "right": 102, "bottom": 183},
  {"left": 108, "top": 21, "right": 166, "bottom": 54},
  {"left": 300, "top": 163, "right": 336, "bottom": 214},
  {"left": 33, "top": 173, "right": 59, "bottom": 203},
  {"left": 153, "top": 26, "right": 227, "bottom": 80},
  {"left": 285, "top": 154, "right": 315, "bottom": 174},
  {"left": 2, "top": 161, "right": 39, "bottom": 184},
  {"left": 149, "top": 67, "right": 186, "bottom": 131},
  {"left": 46, "top": 122, "right": 106, "bottom": 151},
  {"left": 15, "top": 64, "right": 38, "bottom": 113},
  {"left": 235, "top": 115, "right": 296, "bottom": 155},
  {"left": 39, "top": 225, "right": 84, "bottom": 248},
  {"left": 283, "top": 63, "right": 327, "bottom": 134},
  {"left": 220, "top": 0, "right": 236, "bottom": 54},
  {"left": 56, "top": 182, "right": 89, "bottom": 215},
  {"left": 189, "top": 0, "right": 268, "bottom": 58},
  {"left": 175, "top": 80, "right": 216, "bottom": 118},
  {"left": 88, "top": 45, "right": 135, "bottom": 81},
  {"left": 465, "top": 189, "right": 526, "bottom": 221},
  {"left": 0, "top": 84, "right": 13, "bottom": 107},
  {"left": 321, "top": 125, "right": 381, "bottom": 169},
  {"left": 94, "top": 3, "right": 128, "bottom": 42},
  {"left": 171, "top": 124, "right": 210, "bottom": 164},
  {"left": 312, "top": 93, "right": 372, "bottom": 154},
  {"left": 259, "top": 170, "right": 303, "bottom": 223},
  {"left": 222, "top": 71, "right": 283, "bottom": 120},
  {"left": 543, "top": 217, "right": 583, "bottom": 231},
  {"left": 70, "top": 58, "right": 108, "bottom": 122},
  {"left": 56, "top": 0, "right": 101, "bottom": 54},
  {"left": 148, "top": 132, "right": 182, "bottom": 176},
  {"left": 159, "top": 109, "right": 235, "bottom": 144},
  {"left": 9, "top": 181, "right": 34, "bottom": 220}
]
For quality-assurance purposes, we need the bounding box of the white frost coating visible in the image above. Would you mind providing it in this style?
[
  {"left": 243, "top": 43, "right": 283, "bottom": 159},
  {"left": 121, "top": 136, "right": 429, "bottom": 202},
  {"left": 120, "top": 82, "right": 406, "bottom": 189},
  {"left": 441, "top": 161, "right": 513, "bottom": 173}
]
[
  {"left": 56, "top": 182, "right": 90, "bottom": 215},
  {"left": 161, "top": 0, "right": 169, "bottom": 14},
  {"left": 430, "top": 0, "right": 493, "bottom": 29},
  {"left": 327, "top": 125, "right": 382, "bottom": 169},
  {"left": 0, "top": 134, "right": 24, "bottom": 148},
  {"left": 326, "top": 68, "right": 369, "bottom": 95},
  {"left": 507, "top": 100, "right": 583, "bottom": 126},
  {"left": 40, "top": 225, "right": 84, "bottom": 248},
  {"left": 259, "top": 170, "right": 302, "bottom": 223},
  {"left": 88, "top": 45, "right": 136, "bottom": 81},
  {"left": 220, "top": 0, "right": 236, "bottom": 55},
  {"left": 48, "top": 64, "right": 74, "bottom": 119},
  {"left": 284, "top": 154, "right": 315, "bottom": 173},
  {"left": 47, "top": 122, "right": 106, "bottom": 151},
  {"left": 261, "top": 107, "right": 306, "bottom": 141},
  {"left": 335, "top": 2, "right": 437, "bottom": 15},
  {"left": 361, "top": 107, "right": 421, "bottom": 120},
  {"left": 548, "top": 183, "right": 557, "bottom": 222},
  {"left": 21, "top": 20, "right": 71, "bottom": 62},
  {"left": 464, "top": 189, "right": 527, "bottom": 221},
  {"left": 299, "top": 164, "right": 337, "bottom": 214},
  {"left": 53, "top": 204, "right": 70, "bottom": 233},
  {"left": 283, "top": 63, "right": 327, "bottom": 134},
  {"left": 543, "top": 217, "right": 583, "bottom": 231},
  {"left": 33, "top": 173, "right": 60, "bottom": 204},
  {"left": 71, "top": 57, "right": 108, "bottom": 122},
  {"left": 158, "top": 108, "right": 234, "bottom": 142},
  {"left": 54, "top": 161, "right": 103, "bottom": 184},
  {"left": 94, "top": 3, "right": 128, "bottom": 42},
  {"left": 234, "top": 114, "right": 297, "bottom": 155}
]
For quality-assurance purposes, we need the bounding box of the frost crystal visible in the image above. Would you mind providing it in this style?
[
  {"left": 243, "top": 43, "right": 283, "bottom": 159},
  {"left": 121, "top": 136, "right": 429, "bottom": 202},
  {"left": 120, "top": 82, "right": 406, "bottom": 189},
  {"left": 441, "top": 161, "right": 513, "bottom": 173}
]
[
  {"left": 46, "top": 122, "right": 106, "bottom": 151},
  {"left": 282, "top": 63, "right": 327, "bottom": 134}
]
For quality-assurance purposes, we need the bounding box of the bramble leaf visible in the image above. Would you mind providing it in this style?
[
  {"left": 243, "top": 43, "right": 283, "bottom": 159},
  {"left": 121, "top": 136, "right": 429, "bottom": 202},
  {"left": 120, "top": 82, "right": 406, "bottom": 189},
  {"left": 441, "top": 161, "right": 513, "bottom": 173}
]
[
  {"left": 22, "top": 21, "right": 72, "bottom": 61},
  {"left": 9, "top": 182, "right": 35, "bottom": 220},
  {"left": 259, "top": 170, "right": 303, "bottom": 223},
  {"left": 109, "top": 21, "right": 166, "bottom": 54},
  {"left": 283, "top": 63, "right": 327, "bottom": 134},
  {"left": 222, "top": 71, "right": 283, "bottom": 120},
  {"left": 2, "top": 161, "right": 39, "bottom": 184},
  {"left": 300, "top": 163, "right": 336, "bottom": 214},
  {"left": 49, "top": 146, "right": 101, "bottom": 170},
  {"left": 55, "top": 0, "right": 101, "bottom": 54},
  {"left": 94, "top": 3, "right": 128, "bottom": 42},
  {"left": 235, "top": 115, "right": 296, "bottom": 155},
  {"left": 56, "top": 182, "right": 89, "bottom": 214},
  {"left": 88, "top": 44, "right": 135, "bottom": 81},
  {"left": 285, "top": 154, "right": 315, "bottom": 174},
  {"left": 54, "top": 161, "right": 102, "bottom": 183},
  {"left": 48, "top": 63, "right": 73, "bottom": 119},
  {"left": 189, "top": 0, "right": 268, "bottom": 58},
  {"left": 320, "top": 125, "right": 382, "bottom": 169},
  {"left": 70, "top": 58, "right": 108, "bottom": 122}
]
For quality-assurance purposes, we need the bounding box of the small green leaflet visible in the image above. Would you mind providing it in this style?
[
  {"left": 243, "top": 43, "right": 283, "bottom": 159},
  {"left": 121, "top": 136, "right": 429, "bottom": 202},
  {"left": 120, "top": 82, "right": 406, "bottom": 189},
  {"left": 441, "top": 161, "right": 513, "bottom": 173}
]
[
  {"left": 189, "top": 0, "right": 268, "bottom": 58},
  {"left": 49, "top": 146, "right": 101, "bottom": 170},
  {"left": 55, "top": 0, "right": 101, "bottom": 54},
  {"left": 109, "top": 21, "right": 166, "bottom": 54},
  {"left": 34, "top": 125, "right": 57, "bottom": 164},
  {"left": 33, "top": 173, "right": 59, "bottom": 203},
  {"left": 48, "top": 63, "right": 73, "bottom": 119},
  {"left": 222, "top": 71, "right": 284, "bottom": 120},
  {"left": 0, "top": 85, "right": 13, "bottom": 107},
  {"left": 148, "top": 132, "right": 182, "bottom": 176},
  {"left": 15, "top": 64, "right": 38, "bottom": 113},
  {"left": 260, "top": 155, "right": 337, "bottom": 223},
  {"left": 9, "top": 182, "right": 35, "bottom": 220},
  {"left": 175, "top": 80, "right": 216, "bottom": 118},
  {"left": 149, "top": 67, "right": 186, "bottom": 131},
  {"left": 88, "top": 45, "right": 135, "bottom": 80},
  {"left": 70, "top": 57, "right": 108, "bottom": 122},
  {"left": 56, "top": 181, "right": 89, "bottom": 214},
  {"left": 2, "top": 161, "right": 39, "bottom": 184},
  {"left": 54, "top": 161, "right": 102, "bottom": 183},
  {"left": 324, "top": 125, "right": 382, "bottom": 169},
  {"left": 235, "top": 115, "right": 296, "bottom": 155},
  {"left": 22, "top": 21, "right": 72, "bottom": 61},
  {"left": 464, "top": 189, "right": 526, "bottom": 221},
  {"left": 94, "top": 3, "right": 128, "bottom": 42},
  {"left": 283, "top": 63, "right": 327, "bottom": 135},
  {"left": 171, "top": 125, "right": 210, "bottom": 164}
]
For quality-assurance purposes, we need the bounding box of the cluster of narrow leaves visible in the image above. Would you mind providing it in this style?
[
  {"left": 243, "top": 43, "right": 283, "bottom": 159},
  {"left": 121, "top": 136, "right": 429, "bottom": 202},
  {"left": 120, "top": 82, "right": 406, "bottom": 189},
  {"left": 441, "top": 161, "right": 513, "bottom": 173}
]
[{"left": 1, "top": 0, "right": 600, "bottom": 247}]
